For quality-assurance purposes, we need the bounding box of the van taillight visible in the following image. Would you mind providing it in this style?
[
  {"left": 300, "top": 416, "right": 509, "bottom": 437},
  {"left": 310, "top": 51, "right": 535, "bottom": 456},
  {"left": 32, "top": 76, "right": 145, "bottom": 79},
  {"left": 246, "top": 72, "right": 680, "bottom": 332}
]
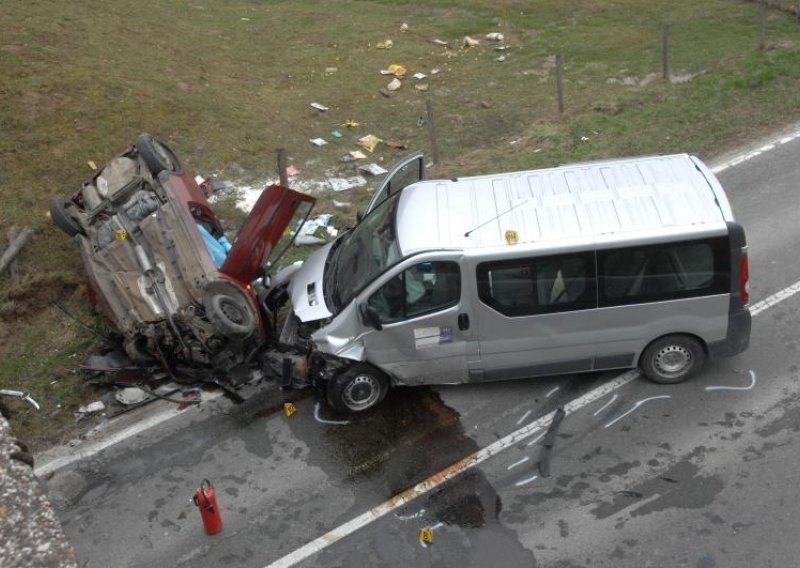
[{"left": 739, "top": 249, "right": 750, "bottom": 305}]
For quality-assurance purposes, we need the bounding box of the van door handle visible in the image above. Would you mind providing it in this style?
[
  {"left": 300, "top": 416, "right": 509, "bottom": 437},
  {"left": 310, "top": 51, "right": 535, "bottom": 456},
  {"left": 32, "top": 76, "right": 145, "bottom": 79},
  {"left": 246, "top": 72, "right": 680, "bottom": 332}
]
[{"left": 458, "top": 313, "right": 470, "bottom": 330}]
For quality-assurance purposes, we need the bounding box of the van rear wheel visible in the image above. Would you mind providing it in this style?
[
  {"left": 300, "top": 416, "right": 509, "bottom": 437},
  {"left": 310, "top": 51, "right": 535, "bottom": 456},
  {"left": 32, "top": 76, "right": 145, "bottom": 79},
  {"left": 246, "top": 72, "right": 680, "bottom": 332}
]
[
  {"left": 327, "top": 364, "right": 389, "bottom": 413},
  {"left": 641, "top": 335, "right": 705, "bottom": 384}
]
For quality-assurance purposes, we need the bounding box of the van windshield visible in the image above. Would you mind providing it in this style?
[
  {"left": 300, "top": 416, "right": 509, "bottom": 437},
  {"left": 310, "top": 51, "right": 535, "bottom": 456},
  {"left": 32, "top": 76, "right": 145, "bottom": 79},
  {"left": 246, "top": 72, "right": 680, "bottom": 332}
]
[{"left": 331, "top": 194, "right": 402, "bottom": 311}]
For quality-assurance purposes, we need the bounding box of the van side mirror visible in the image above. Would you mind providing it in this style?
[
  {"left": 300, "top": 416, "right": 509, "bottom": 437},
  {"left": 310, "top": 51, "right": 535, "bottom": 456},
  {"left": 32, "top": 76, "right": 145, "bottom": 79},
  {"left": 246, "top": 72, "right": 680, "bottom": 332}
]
[
  {"left": 356, "top": 210, "right": 365, "bottom": 223},
  {"left": 358, "top": 303, "right": 383, "bottom": 331}
]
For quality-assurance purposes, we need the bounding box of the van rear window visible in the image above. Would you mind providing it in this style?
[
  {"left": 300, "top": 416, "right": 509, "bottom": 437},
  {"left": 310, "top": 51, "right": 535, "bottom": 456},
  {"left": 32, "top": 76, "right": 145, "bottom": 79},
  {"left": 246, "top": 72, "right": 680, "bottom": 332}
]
[{"left": 598, "top": 237, "right": 730, "bottom": 306}]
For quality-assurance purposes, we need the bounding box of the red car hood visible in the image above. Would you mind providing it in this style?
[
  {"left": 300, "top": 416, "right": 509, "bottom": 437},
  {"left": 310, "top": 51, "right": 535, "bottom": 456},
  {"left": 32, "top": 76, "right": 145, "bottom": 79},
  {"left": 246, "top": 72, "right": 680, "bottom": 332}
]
[{"left": 220, "top": 184, "right": 315, "bottom": 283}]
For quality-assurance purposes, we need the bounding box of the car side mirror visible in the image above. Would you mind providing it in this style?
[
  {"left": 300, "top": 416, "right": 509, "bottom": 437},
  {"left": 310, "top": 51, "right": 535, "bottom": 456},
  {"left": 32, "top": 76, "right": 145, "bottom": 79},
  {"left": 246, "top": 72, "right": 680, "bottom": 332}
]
[
  {"left": 359, "top": 303, "right": 383, "bottom": 331},
  {"left": 356, "top": 210, "right": 365, "bottom": 223}
]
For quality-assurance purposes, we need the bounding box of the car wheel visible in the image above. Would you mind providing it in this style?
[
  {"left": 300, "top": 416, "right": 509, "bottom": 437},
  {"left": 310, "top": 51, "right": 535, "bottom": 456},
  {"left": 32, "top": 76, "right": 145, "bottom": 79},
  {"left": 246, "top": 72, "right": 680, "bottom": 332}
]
[
  {"left": 640, "top": 334, "right": 705, "bottom": 384},
  {"left": 49, "top": 197, "right": 84, "bottom": 236},
  {"left": 327, "top": 364, "right": 389, "bottom": 413},
  {"left": 203, "top": 281, "right": 257, "bottom": 338},
  {"left": 135, "top": 133, "right": 183, "bottom": 176}
]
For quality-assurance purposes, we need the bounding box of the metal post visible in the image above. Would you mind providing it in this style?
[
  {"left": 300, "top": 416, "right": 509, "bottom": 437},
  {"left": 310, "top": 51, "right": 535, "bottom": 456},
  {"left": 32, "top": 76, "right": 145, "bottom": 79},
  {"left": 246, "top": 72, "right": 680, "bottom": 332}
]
[
  {"left": 555, "top": 54, "right": 564, "bottom": 114},
  {"left": 662, "top": 22, "right": 671, "bottom": 81},
  {"left": 277, "top": 148, "right": 288, "bottom": 187},
  {"left": 425, "top": 98, "right": 440, "bottom": 166}
]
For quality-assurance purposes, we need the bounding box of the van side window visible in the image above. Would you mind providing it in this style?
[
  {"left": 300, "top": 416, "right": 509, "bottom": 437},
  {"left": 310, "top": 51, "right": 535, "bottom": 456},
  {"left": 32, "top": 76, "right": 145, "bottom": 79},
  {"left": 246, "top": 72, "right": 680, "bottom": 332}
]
[
  {"left": 598, "top": 237, "right": 730, "bottom": 307},
  {"left": 477, "top": 252, "right": 596, "bottom": 316},
  {"left": 367, "top": 261, "right": 461, "bottom": 323}
]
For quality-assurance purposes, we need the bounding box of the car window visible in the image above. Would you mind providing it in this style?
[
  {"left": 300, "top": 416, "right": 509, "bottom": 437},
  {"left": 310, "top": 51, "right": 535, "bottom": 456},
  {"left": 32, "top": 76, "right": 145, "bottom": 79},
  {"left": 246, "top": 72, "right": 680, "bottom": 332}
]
[
  {"left": 368, "top": 261, "right": 461, "bottom": 323},
  {"left": 477, "top": 252, "right": 596, "bottom": 316}
]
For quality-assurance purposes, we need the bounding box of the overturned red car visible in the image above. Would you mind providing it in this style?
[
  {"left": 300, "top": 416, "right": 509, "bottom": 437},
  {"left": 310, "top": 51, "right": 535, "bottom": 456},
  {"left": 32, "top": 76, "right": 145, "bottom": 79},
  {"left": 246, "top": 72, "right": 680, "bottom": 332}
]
[{"left": 50, "top": 134, "right": 314, "bottom": 385}]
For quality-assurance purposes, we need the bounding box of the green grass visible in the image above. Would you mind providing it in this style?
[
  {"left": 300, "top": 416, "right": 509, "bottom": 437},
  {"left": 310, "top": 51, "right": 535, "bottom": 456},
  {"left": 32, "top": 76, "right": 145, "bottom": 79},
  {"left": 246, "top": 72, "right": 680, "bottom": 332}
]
[{"left": 2, "top": 0, "right": 800, "bottom": 449}]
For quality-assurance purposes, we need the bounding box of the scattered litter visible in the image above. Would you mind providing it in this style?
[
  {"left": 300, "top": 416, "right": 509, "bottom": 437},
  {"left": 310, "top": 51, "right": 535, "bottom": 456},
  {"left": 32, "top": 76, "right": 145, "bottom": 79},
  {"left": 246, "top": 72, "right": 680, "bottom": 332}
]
[
  {"left": 359, "top": 163, "right": 388, "bottom": 176},
  {"left": 379, "top": 88, "right": 394, "bottom": 98},
  {"left": 333, "top": 200, "right": 351, "bottom": 209},
  {"left": 463, "top": 36, "right": 480, "bottom": 47},
  {"left": 331, "top": 130, "right": 343, "bottom": 138},
  {"left": 496, "top": 55, "right": 507, "bottom": 63},
  {"left": 432, "top": 39, "right": 448, "bottom": 46},
  {"left": 615, "top": 490, "right": 643, "bottom": 498},
  {"left": 349, "top": 150, "right": 368, "bottom": 159},
  {"left": 77, "top": 400, "right": 105, "bottom": 417},
  {"left": 309, "top": 138, "right": 327, "bottom": 146},
  {"left": 415, "top": 83, "right": 429, "bottom": 91},
  {"left": 380, "top": 69, "right": 395, "bottom": 75},
  {"left": 284, "top": 402, "right": 297, "bottom": 417},
  {"left": 416, "top": 116, "right": 426, "bottom": 127},
  {"left": 400, "top": 22, "right": 409, "bottom": 32},
  {"left": 177, "top": 389, "right": 201, "bottom": 411},
  {"left": 357, "top": 135, "right": 382, "bottom": 153},
  {"left": 324, "top": 67, "right": 338, "bottom": 74},
  {"left": 580, "top": 136, "right": 590, "bottom": 142},
  {"left": 495, "top": 45, "right": 509, "bottom": 51},
  {"left": 314, "top": 401, "right": 350, "bottom": 425},
  {"left": 328, "top": 176, "right": 368, "bottom": 192},
  {"left": 87, "top": 160, "right": 98, "bottom": 171},
  {"left": 376, "top": 39, "right": 393, "bottom": 49},
  {"left": 343, "top": 119, "right": 360, "bottom": 128},
  {"left": 310, "top": 102, "right": 329, "bottom": 111},
  {"left": 604, "top": 396, "right": 672, "bottom": 429},
  {"left": 115, "top": 387, "right": 149, "bottom": 406},
  {"left": 533, "top": 148, "right": 542, "bottom": 153},
  {"left": 386, "top": 78, "right": 402, "bottom": 91},
  {"left": 430, "top": 68, "right": 441, "bottom": 74},
  {"left": 241, "top": 17, "right": 250, "bottom": 21},
  {"left": 507, "top": 457, "right": 530, "bottom": 470},
  {"left": 486, "top": 32, "right": 504, "bottom": 42},
  {"left": 705, "top": 369, "right": 756, "bottom": 392},
  {"left": 413, "top": 72, "right": 427, "bottom": 80},
  {"left": 514, "top": 474, "right": 538, "bottom": 487},
  {"left": 285, "top": 164, "right": 300, "bottom": 177},
  {"left": 298, "top": 214, "right": 338, "bottom": 244},
  {"left": 387, "top": 63, "right": 408, "bottom": 77},
  {"left": 593, "top": 393, "right": 618, "bottom": 417},
  {"left": 384, "top": 140, "right": 407, "bottom": 149},
  {"left": 419, "top": 522, "right": 442, "bottom": 547}
]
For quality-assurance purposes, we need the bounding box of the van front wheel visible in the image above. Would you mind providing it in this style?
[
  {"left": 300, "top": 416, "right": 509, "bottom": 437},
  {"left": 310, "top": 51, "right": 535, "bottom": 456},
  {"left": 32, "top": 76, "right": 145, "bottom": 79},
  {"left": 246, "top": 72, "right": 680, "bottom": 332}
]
[
  {"left": 327, "top": 365, "right": 389, "bottom": 413},
  {"left": 641, "top": 335, "right": 705, "bottom": 384}
]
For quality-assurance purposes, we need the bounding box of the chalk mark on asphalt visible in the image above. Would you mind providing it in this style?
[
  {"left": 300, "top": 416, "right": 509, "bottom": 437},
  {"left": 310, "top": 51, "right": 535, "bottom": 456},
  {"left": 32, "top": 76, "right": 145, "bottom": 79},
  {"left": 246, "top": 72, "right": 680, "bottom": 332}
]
[
  {"left": 705, "top": 369, "right": 757, "bottom": 392},
  {"left": 593, "top": 393, "right": 619, "bottom": 416},
  {"left": 604, "top": 396, "right": 672, "bottom": 429}
]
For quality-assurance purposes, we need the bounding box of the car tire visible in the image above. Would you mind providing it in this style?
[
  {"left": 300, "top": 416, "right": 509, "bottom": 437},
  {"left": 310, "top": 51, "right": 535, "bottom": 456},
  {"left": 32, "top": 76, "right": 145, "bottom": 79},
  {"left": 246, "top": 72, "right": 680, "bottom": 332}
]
[
  {"left": 49, "top": 197, "right": 84, "bottom": 236},
  {"left": 135, "top": 133, "right": 183, "bottom": 176},
  {"left": 640, "top": 334, "right": 706, "bottom": 384},
  {"left": 327, "top": 364, "right": 389, "bottom": 413},
  {"left": 206, "top": 293, "right": 256, "bottom": 337}
]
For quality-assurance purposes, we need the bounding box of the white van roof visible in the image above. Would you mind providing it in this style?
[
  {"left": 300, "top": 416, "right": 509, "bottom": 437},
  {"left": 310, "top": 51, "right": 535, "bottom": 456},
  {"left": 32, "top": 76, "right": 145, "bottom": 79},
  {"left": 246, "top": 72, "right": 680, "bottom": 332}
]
[{"left": 396, "top": 154, "right": 734, "bottom": 255}]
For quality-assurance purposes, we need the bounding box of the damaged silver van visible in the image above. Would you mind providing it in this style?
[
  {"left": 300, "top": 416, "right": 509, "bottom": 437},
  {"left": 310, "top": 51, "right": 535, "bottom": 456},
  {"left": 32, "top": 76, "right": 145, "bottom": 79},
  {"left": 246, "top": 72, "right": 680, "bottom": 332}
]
[{"left": 273, "top": 153, "right": 751, "bottom": 413}]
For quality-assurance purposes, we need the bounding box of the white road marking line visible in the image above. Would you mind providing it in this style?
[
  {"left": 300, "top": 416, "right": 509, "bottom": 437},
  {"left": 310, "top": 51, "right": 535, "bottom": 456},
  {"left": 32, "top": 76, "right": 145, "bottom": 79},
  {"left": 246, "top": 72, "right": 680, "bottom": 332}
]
[
  {"left": 525, "top": 431, "right": 547, "bottom": 447},
  {"left": 711, "top": 127, "right": 800, "bottom": 173},
  {"left": 706, "top": 369, "right": 757, "bottom": 392},
  {"left": 514, "top": 474, "right": 539, "bottom": 487},
  {"left": 604, "top": 395, "right": 672, "bottom": 429},
  {"left": 749, "top": 280, "right": 800, "bottom": 316},
  {"left": 593, "top": 393, "right": 619, "bottom": 416},
  {"left": 516, "top": 409, "right": 532, "bottom": 425},
  {"left": 263, "top": 369, "right": 640, "bottom": 568},
  {"left": 507, "top": 457, "right": 530, "bottom": 470},
  {"left": 314, "top": 402, "right": 350, "bottom": 425}
]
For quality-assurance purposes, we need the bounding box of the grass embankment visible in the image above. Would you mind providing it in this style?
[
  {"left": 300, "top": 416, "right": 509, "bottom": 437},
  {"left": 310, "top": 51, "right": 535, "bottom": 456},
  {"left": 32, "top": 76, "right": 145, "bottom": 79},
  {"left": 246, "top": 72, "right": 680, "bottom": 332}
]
[{"left": 1, "top": 0, "right": 799, "bottom": 449}]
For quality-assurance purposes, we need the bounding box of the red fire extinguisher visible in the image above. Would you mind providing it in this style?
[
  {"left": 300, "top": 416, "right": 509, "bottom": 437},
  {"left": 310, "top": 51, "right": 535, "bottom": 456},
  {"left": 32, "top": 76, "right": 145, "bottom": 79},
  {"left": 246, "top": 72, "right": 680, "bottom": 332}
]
[{"left": 193, "top": 479, "right": 223, "bottom": 535}]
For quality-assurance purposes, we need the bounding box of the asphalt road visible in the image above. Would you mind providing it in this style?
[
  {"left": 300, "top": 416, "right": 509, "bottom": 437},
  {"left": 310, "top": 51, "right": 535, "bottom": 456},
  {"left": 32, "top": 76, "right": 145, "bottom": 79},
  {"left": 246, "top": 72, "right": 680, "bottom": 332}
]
[{"left": 46, "top": 129, "right": 800, "bottom": 568}]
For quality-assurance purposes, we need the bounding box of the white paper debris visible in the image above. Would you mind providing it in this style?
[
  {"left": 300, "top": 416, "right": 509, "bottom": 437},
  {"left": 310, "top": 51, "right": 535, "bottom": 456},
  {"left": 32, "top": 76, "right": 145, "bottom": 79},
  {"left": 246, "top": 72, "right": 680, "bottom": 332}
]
[
  {"left": 310, "top": 138, "right": 328, "bottom": 146},
  {"left": 359, "top": 163, "right": 388, "bottom": 176},
  {"left": 328, "top": 176, "right": 367, "bottom": 192},
  {"left": 310, "top": 102, "right": 329, "bottom": 111}
]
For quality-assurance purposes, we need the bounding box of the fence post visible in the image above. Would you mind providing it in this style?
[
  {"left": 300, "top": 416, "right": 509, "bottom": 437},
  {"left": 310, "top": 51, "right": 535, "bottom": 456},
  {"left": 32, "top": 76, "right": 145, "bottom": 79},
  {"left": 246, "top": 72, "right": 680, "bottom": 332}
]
[
  {"left": 425, "top": 98, "right": 440, "bottom": 166},
  {"left": 758, "top": 1, "right": 767, "bottom": 50},
  {"left": 555, "top": 54, "right": 564, "bottom": 114},
  {"left": 277, "top": 148, "right": 288, "bottom": 186},
  {"left": 662, "top": 22, "right": 671, "bottom": 81}
]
